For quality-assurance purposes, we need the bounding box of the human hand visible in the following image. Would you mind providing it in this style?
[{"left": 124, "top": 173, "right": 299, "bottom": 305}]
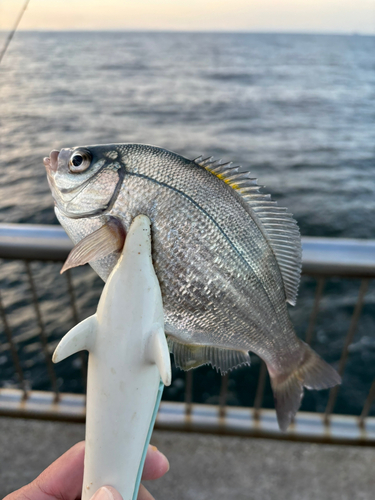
[{"left": 5, "top": 441, "right": 169, "bottom": 500}]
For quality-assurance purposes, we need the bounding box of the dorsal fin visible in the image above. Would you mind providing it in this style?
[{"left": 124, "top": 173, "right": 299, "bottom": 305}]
[{"left": 194, "top": 156, "right": 302, "bottom": 306}]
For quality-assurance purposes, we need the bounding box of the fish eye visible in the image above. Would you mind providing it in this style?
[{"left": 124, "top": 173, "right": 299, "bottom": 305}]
[{"left": 69, "top": 150, "right": 92, "bottom": 173}]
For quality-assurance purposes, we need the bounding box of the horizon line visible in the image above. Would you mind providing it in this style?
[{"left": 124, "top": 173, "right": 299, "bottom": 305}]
[{"left": 1, "top": 28, "right": 374, "bottom": 37}]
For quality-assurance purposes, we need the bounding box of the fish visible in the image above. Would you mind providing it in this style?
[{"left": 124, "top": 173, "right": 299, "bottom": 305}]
[{"left": 44, "top": 143, "right": 341, "bottom": 430}]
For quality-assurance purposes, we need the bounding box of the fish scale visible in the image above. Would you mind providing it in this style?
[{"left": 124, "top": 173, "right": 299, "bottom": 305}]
[
  {"left": 113, "top": 170, "right": 279, "bottom": 352},
  {"left": 113, "top": 147, "right": 288, "bottom": 350},
  {"left": 45, "top": 142, "right": 341, "bottom": 430}
]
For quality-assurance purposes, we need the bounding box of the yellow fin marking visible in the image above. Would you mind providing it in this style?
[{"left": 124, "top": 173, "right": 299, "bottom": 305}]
[{"left": 206, "top": 169, "right": 239, "bottom": 190}]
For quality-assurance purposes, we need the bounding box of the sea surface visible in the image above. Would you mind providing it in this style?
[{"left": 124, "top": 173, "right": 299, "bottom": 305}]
[{"left": 0, "top": 32, "right": 374, "bottom": 416}]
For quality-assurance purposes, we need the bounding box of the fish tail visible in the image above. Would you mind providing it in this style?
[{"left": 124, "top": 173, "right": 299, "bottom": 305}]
[{"left": 268, "top": 341, "right": 341, "bottom": 431}]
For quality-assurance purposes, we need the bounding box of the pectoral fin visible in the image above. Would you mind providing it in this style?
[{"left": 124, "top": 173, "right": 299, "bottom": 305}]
[
  {"left": 168, "top": 337, "right": 250, "bottom": 374},
  {"left": 53, "top": 314, "right": 97, "bottom": 363},
  {"left": 61, "top": 218, "right": 125, "bottom": 274},
  {"left": 147, "top": 327, "right": 172, "bottom": 386}
]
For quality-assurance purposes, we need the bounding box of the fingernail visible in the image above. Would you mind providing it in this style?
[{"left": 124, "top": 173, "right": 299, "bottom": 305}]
[{"left": 91, "top": 486, "right": 114, "bottom": 500}]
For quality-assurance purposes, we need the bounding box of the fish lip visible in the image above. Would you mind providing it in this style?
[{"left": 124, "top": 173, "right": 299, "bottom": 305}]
[{"left": 44, "top": 150, "right": 60, "bottom": 173}]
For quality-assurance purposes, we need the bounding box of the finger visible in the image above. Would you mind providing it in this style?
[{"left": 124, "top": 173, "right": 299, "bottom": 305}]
[
  {"left": 4, "top": 442, "right": 168, "bottom": 500},
  {"left": 4, "top": 441, "right": 85, "bottom": 500},
  {"left": 142, "top": 445, "right": 170, "bottom": 480},
  {"left": 35, "top": 441, "right": 85, "bottom": 498},
  {"left": 138, "top": 484, "right": 155, "bottom": 500}
]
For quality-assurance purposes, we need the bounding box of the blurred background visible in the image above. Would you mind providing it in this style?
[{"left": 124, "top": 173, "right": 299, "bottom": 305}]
[{"left": 0, "top": 0, "right": 374, "bottom": 417}]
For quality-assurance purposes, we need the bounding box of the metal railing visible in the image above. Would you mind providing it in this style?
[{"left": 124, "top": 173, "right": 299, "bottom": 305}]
[{"left": 0, "top": 223, "right": 374, "bottom": 445}]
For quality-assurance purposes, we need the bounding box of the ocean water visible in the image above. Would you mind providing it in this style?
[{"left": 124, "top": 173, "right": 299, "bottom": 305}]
[{"left": 0, "top": 32, "right": 374, "bottom": 415}]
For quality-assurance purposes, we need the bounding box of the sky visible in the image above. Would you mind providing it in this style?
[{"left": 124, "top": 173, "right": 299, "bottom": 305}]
[{"left": 0, "top": 0, "right": 374, "bottom": 35}]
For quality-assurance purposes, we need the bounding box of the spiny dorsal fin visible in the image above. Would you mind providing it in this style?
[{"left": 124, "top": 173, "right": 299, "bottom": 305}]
[
  {"left": 194, "top": 156, "right": 302, "bottom": 306},
  {"left": 167, "top": 337, "right": 250, "bottom": 374}
]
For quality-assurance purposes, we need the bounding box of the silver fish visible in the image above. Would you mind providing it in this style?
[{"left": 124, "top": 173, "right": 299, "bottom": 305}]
[{"left": 44, "top": 144, "right": 340, "bottom": 430}]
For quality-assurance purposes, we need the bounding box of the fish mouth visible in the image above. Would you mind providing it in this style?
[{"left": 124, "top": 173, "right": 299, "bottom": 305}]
[{"left": 43, "top": 150, "right": 59, "bottom": 173}]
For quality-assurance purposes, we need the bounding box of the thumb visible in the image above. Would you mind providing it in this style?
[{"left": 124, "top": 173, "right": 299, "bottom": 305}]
[{"left": 91, "top": 486, "right": 123, "bottom": 500}]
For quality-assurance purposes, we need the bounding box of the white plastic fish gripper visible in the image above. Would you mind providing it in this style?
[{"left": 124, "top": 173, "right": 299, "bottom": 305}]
[{"left": 52, "top": 214, "right": 172, "bottom": 500}]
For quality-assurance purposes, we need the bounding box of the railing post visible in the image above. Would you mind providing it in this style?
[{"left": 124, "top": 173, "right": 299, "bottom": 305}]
[
  {"left": 359, "top": 378, "right": 375, "bottom": 428},
  {"left": 25, "top": 261, "right": 60, "bottom": 402},
  {"left": 65, "top": 269, "right": 87, "bottom": 393},
  {"left": 0, "top": 290, "right": 28, "bottom": 398},
  {"left": 305, "top": 277, "right": 325, "bottom": 345},
  {"left": 253, "top": 360, "right": 267, "bottom": 420},
  {"left": 219, "top": 373, "right": 229, "bottom": 419},
  {"left": 324, "top": 279, "right": 369, "bottom": 423},
  {"left": 184, "top": 370, "right": 193, "bottom": 418}
]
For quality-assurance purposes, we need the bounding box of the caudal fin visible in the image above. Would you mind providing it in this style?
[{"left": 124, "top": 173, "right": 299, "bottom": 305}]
[{"left": 268, "top": 341, "right": 341, "bottom": 431}]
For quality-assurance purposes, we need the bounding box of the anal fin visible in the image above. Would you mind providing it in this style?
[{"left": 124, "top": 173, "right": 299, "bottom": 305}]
[{"left": 167, "top": 337, "right": 250, "bottom": 374}]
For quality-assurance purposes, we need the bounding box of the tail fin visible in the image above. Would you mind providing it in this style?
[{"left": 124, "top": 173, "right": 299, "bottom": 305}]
[{"left": 268, "top": 341, "right": 341, "bottom": 431}]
